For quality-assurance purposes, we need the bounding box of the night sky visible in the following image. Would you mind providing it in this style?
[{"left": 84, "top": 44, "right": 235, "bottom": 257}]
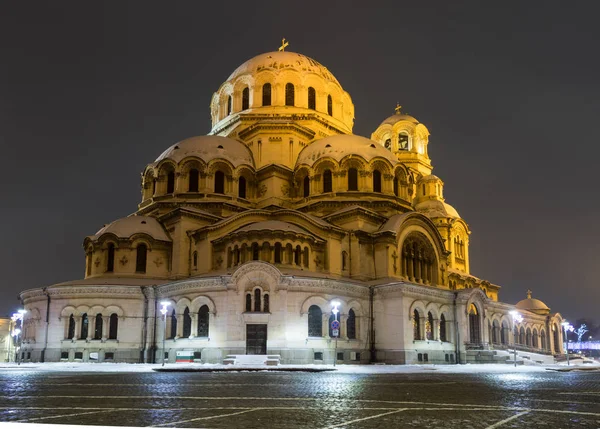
[{"left": 1, "top": 2, "right": 599, "bottom": 322}]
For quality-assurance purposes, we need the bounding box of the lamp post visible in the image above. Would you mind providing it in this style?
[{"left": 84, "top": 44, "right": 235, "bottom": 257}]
[
  {"left": 509, "top": 310, "right": 523, "bottom": 367},
  {"left": 561, "top": 321, "right": 574, "bottom": 366},
  {"left": 159, "top": 301, "right": 170, "bottom": 367},
  {"left": 330, "top": 300, "right": 340, "bottom": 367},
  {"left": 11, "top": 309, "right": 27, "bottom": 365}
]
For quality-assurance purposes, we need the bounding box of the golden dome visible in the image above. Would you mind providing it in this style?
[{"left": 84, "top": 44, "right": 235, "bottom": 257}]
[{"left": 515, "top": 290, "right": 550, "bottom": 315}]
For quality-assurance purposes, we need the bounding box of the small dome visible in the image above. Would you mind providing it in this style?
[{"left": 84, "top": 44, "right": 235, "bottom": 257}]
[
  {"left": 92, "top": 216, "right": 171, "bottom": 242},
  {"left": 379, "top": 113, "right": 420, "bottom": 127},
  {"left": 415, "top": 200, "right": 460, "bottom": 219},
  {"left": 227, "top": 51, "right": 342, "bottom": 87},
  {"left": 296, "top": 134, "right": 398, "bottom": 168},
  {"left": 419, "top": 174, "right": 442, "bottom": 183},
  {"left": 154, "top": 135, "right": 255, "bottom": 168},
  {"left": 515, "top": 290, "right": 550, "bottom": 315}
]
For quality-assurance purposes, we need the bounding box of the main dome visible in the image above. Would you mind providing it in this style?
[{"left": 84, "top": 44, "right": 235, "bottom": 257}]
[{"left": 227, "top": 51, "right": 341, "bottom": 86}]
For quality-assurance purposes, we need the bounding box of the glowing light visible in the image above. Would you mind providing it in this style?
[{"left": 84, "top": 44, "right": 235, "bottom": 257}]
[
  {"left": 509, "top": 310, "right": 523, "bottom": 323},
  {"left": 159, "top": 301, "right": 171, "bottom": 316},
  {"left": 330, "top": 300, "right": 341, "bottom": 316}
]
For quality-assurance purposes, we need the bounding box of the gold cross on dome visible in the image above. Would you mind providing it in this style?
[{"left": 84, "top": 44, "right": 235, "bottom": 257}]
[
  {"left": 395, "top": 103, "right": 402, "bottom": 114},
  {"left": 526, "top": 289, "right": 532, "bottom": 299},
  {"left": 278, "top": 38, "right": 289, "bottom": 52}
]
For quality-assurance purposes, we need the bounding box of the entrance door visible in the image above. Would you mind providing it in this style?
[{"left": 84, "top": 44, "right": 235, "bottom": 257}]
[{"left": 246, "top": 324, "right": 267, "bottom": 355}]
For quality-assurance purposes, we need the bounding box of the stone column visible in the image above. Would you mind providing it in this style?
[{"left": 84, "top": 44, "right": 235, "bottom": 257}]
[
  {"left": 102, "top": 316, "right": 109, "bottom": 341},
  {"left": 73, "top": 316, "right": 81, "bottom": 340},
  {"left": 340, "top": 314, "right": 348, "bottom": 340},
  {"left": 189, "top": 314, "right": 198, "bottom": 339},
  {"left": 89, "top": 317, "right": 96, "bottom": 340},
  {"left": 176, "top": 314, "right": 183, "bottom": 339},
  {"left": 322, "top": 314, "right": 329, "bottom": 338}
]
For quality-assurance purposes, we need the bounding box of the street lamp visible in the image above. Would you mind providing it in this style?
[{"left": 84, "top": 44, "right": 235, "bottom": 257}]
[
  {"left": 159, "top": 301, "right": 171, "bottom": 367},
  {"left": 561, "top": 321, "right": 574, "bottom": 366},
  {"left": 11, "top": 309, "right": 27, "bottom": 365},
  {"left": 330, "top": 300, "right": 340, "bottom": 367},
  {"left": 509, "top": 310, "right": 523, "bottom": 367}
]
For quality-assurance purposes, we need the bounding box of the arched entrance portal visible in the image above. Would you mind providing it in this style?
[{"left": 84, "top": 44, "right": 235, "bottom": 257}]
[{"left": 468, "top": 304, "right": 481, "bottom": 344}]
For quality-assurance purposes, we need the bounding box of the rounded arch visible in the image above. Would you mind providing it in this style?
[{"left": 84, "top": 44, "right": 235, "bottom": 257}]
[
  {"left": 190, "top": 295, "right": 216, "bottom": 314},
  {"left": 300, "top": 295, "right": 330, "bottom": 314},
  {"left": 74, "top": 305, "right": 91, "bottom": 316},
  {"left": 104, "top": 305, "right": 125, "bottom": 317},
  {"left": 231, "top": 261, "right": 281, "bottom": 292},
  {"left": 408, "top": 299, "right": 427, "bottom": 319},
  {"left": 60, "top": 305, "right": 77, "bottom": 318},
  {"left": 175, "top": 297, "right": 192, "bottom": 313},
  {"left": 346, "top": 299, "right": 364, "bottom": 316}
]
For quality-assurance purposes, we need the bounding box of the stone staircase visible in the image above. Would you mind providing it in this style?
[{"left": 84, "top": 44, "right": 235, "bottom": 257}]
[
  {"left": 466, "top": 350, "right": 521, "bottom": 365},
  {"left": 223, "top": 354, "right": 281, "bottom": 366}
]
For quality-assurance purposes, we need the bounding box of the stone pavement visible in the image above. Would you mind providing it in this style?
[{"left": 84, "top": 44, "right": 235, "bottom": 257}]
[{"left": 0, "top": 368, "right": 599, "bottom": 428}]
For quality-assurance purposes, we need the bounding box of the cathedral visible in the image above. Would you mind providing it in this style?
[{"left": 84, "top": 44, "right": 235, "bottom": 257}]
[{"left": 18, "top": 46, "right": 565, "bottom": 365}]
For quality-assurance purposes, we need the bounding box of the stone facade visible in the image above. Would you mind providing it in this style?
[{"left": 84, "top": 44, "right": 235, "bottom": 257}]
[{"left": 18, "top": 49, "right": 564, "bottom": 364}]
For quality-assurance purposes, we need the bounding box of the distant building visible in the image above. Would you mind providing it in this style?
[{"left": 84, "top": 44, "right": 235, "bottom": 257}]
[
  {"left": 19, "top": 48, "right": 565, "bottom": 364},
  {"left": 0, "top": 317, "right": 13, "bottom": 362}
]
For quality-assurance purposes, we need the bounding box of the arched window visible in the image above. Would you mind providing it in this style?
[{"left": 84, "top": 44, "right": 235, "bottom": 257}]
[
  {"left": 285, "top": 83, "right": 295, "bottom": 106},
  {"left": 327, "top": 94, "right": 333, "bottom": 116},
  {"left": 303, "top": 176, "right": 310, "bottom": 197},
  {"left": 425, "top": 312, "right": 434, "bottom": 340},
  {"left": 303, "top": 247, "right": 309, "bottom": 268},
  {"left": 94, "top": 313, "right": 103, "bottom": 340},
  {"left": 308, "top": 87, "right": 316, "bottom": 109},
  {"left": 553, "top": 325, "right": 560, "bottom": 352},
  {"left": 242, "top": 87, "right": 249, "bottom": 110},
  {"left": 413, "top": 309, "right": 420, "bottom": 340},
  {"left": 294, "top": 245, "right": 301, "bottom": 266},
  {"left": 468, "top": 304, "right": 480, "bottom": 344},
  {"left": 541, "top": 330, "right": 547, "bottom": 350},
  {"left": 440, "top": 314, "right": 447, "bottom": 342},
  {"left": 80, "top": 313, "right": 89, "bottom": 340},
  {"left": 227, "top": 95, "right": 232, "bottom": 115},
  {"left": 384, "top": 138, "right": 392, "bottom": 150},
  {"left": 252, "top": 242, "right": 259, "bottom": 261},
  {"left": 109, "top": 313, "right": 118, "bottom": 340},
  {"left": 245, "top": 293, "right": 252, "bottom": 312},
  {"left": 398, "top": 133, "right": 409, "bottom": 150},
  {"left": 323, "top": 169, "right": 332, "bottom": 193},
  {"left": 519, "top": 327, "right": 526, "bottom": 345},
  {"left": 136, "top": 244, "right": 147, "bottom": 273},
  {"left": 188, "top": 169, "right": 199, "bottom": 192},
  {"left": 492, "top": 320, "right": 500, "bottom": 344},
  {"left": 274, "top": 243, "right": 282, "bottom": 263},
  {"left": 348, "top": 168, "right": 358, "bottom": 191},
  {"left": 254, "top": 289, "right": 261, "bottom": 312},
  {"left": 400, "top": 232, "right": 438, "bottom": 285},
  {"left": 308, "top": 305, "right": 322, "bottom": 337},
  {"left": 182, "top": 307, "right": 191, "bottom": 338},
  {"left": 197, "top": 305, "right": 209, "bottom": 337},
  {"left": 238, "top": 176, "right": 247, "bottom": 199},
  {"left": 373, "top": 170, "right": 382, "bottom": 192},
  {"left": 170, "top": 309, "right": 177, "bottom": 339},
  {"left": 262, "top": 83, "right": 272, "bottom": 106},
  {"left": 193, "top": 251, "right": 198, "bottom": 269},
  {"left": 167, "top": 171, "right": 175, "bottom": 194},
  {"left": 347, "top": 309, "right": 356, "bottom": 339},
  {"left": 214, "top": 170, "right": 225, "bottom": 194},
  {"left": 526, "top": 328, "right": 532, "bottom": 346},
  {"left": 264, "top": 294, "right": 270, "bottom": 313},
  {"left": 67, "top": 314, "right": 75, "bottom": 339},
  {"left": 393, "top": 177, "right": 399, "bottom": 196},
  {"left": 501, "top": 321, "right": 508, "bottom": 345},
  {"left": 533, "top": 329, "right": 539, "bottom": 348},
  {"left": 106, "top": 243, "right": 115, "bottom": 273}
]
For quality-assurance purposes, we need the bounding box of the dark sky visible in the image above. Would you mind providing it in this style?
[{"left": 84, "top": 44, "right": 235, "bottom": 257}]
[{"left": 1, "top": 1, "right": 599, "bottom": 322}]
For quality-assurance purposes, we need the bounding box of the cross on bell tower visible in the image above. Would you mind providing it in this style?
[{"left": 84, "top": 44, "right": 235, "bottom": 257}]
[
  {"left": 278, "top": 38, "right": 289, "bottom": 52},
  {"left": 526, "top": 289, "right": 532, "bottom": 299}
]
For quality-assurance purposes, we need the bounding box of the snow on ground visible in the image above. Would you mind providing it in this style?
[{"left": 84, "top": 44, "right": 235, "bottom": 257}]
[{"left": 0, "top": 361, "right": 598, "bottom": 373}]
